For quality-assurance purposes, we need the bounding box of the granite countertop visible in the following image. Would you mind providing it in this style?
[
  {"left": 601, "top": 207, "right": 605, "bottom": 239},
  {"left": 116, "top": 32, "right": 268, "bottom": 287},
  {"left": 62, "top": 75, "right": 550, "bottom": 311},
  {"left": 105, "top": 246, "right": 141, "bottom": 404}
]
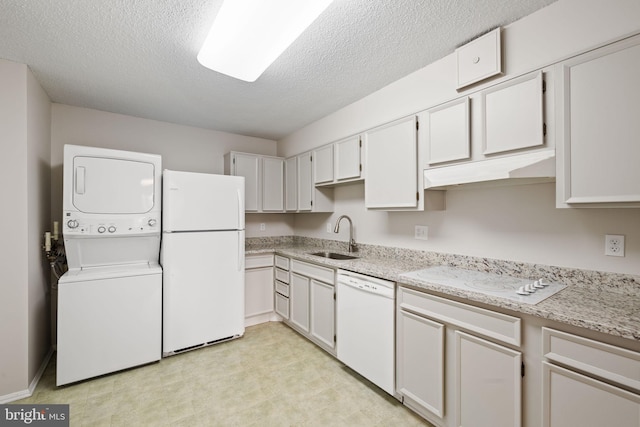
[{"left": 246, "top": 238, "right": 640, "bottom": 343}]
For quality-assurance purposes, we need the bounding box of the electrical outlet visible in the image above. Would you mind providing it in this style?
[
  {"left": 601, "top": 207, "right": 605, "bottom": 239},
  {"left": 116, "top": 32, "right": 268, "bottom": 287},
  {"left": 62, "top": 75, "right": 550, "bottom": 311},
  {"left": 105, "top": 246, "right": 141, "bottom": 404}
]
[
  {"left": 415, "top": 225, "right": 428, "bottom": 240},
  {"left": 259, "top": 223, "right": 266, "bottom": 231},
  {"left": 326, "top": 222, "right": 332, "bottom": 233},
  {"left": 605, "top": 234, "right": 625, "bottom": 257}
]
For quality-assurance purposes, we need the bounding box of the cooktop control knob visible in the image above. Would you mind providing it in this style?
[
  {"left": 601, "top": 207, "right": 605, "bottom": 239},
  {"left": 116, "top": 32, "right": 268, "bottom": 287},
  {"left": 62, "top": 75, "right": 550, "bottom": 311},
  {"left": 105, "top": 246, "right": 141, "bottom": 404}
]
[
  {"left": 538, "top": 279, "right": 549, "bottom": 287},
  {"left": 516, "top": 286, "right": 529, "bottom": 295},
  {"left": 67, "top": 219, "right": 79, "bottom": 229},
  {"left": 108, "top": 226, "right": 116, "bottom": 233},
  {"left": 98, "top": 226, "right": 106, "bottom": 233}
]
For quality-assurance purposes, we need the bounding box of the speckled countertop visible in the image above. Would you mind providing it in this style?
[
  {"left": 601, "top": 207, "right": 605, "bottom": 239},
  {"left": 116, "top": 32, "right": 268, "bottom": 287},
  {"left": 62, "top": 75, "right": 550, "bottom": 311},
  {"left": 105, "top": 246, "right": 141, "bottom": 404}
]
[{"left": 246, "top": 237, "right": 640, "bottom": 343}]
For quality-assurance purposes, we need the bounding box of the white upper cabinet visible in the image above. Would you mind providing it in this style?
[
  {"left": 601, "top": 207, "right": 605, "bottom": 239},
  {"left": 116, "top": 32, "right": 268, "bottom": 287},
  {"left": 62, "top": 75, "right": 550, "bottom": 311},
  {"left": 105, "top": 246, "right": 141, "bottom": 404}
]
[
  {"left": 262, "top": 157, "right": 284, "bottom": 212},
  {"left": 482, "top": 71, "right": 544, "bottom": 155},
  {"left": 456, "top": 28, "right": 502, "bottom": 90},
  {"left": 284, "top": 156, "right": 297, "bottom": 212},
  {"left": 335, "top": 136, "right": 362, "bottom": 182},
  {"left": 225, "top": 152, "right": 259, "bottom": 212},
  {"left": 556, "top": 35, "right": 640, "bottom": 208},
  {"left": 313, "top": 144, "right": 334, "bottom": 185},
  {"left": 313, "top": 136, "right": 363, "bottom": 186},
  {"left": 366, "top": 115, "right": 444, "bottom": 211},
  {"left": 365, "top": 116, "right": 419, "bottom": 209},
  {"left": 297, "top": 152, "right": 313, "bottom": 211},
  {"left": 296, "top": 151, "right": 334, "bottom": 213},
  {"left": 224, "top": 152, "right": 284, "bottom": 213},
  {"left": 426, "top": 97, "right": 471, "bottom": 165}
]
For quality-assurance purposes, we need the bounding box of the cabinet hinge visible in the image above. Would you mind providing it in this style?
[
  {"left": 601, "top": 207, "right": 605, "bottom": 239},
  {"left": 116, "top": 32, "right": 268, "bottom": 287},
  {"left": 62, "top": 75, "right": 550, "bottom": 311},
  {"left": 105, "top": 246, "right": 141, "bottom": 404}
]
[
  {"left": 232, "top": 157, "right": 235, "bottom": 165},
  {"left": 310, "top": 200, "right": 313, "bottom": 207},
  {"left": 416, "top": 192, "right": 420, "bottom": 201},
  {"left": 310, "top": 155, "right": 313, "bottom": 162},
  {"left": 416, "top": 121, "right": 419, "bottom": 130},
  {"left": 543, "top": 123, "right": 547, "bottom": 137},
  {"left": 359, "top": 164, "right": 362, "bottom": 172},
  {"left": 542, "top": 80, "right": 547, "bottom": 94},
  {"left": 521, "top": 362, "right": 525, "bottom": 378},
  {"left": 334, "top": 334, "right": 337, "bottom": 343},
  {"left": 359, "top": 138, "right": 362, "bottom": 147}
]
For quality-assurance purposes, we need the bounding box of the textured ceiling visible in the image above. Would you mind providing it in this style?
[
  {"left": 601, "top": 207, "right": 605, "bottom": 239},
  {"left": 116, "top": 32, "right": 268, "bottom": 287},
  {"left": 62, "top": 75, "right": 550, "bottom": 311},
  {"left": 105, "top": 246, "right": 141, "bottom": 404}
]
[{"left": 0, "top": 0, "right": 556, "bottom": 140}]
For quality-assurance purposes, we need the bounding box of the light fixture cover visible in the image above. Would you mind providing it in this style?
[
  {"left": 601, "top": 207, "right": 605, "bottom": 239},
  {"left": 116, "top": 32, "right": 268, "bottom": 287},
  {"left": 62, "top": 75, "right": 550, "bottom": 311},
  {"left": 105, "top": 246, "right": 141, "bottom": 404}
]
[{"left": 198, "top": 0, "right": 334, "bottom": 82}]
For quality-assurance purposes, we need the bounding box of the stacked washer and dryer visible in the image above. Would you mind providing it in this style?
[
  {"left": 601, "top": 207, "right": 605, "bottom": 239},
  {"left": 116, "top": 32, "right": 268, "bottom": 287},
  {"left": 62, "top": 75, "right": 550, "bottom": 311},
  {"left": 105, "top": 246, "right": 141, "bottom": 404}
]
[{"left": 57, "top": 145, "right": 163, "bottom": 386}]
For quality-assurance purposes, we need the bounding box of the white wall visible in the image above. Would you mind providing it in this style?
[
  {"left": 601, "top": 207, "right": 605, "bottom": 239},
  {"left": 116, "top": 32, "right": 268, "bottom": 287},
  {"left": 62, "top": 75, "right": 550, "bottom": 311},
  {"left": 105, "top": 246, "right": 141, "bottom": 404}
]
[
  {"left": 281, "top": 0, "right": 640, "bottom": 276},
  {"left": 26, "top": 69, "right": 52, "bottom": 384},
  {"left": 0, "top": 59, "right": 51, "bottom": 400},
  {"left": 50, "top": 104, "right": 281, "bottom": 237}
]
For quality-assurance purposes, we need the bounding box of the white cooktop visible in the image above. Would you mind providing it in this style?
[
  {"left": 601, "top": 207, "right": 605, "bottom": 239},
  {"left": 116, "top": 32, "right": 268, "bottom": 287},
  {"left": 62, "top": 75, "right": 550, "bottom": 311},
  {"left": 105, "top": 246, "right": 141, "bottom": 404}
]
[{"left": 400, "top": 266, "right": 566, "bottom": 305}]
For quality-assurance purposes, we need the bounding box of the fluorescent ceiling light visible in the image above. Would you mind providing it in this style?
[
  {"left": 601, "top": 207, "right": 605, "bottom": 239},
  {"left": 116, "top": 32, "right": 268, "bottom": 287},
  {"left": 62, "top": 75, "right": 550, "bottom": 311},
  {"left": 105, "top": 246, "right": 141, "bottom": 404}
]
[{"left": 198, "top": 0, "right": 334, "bottom": 82}]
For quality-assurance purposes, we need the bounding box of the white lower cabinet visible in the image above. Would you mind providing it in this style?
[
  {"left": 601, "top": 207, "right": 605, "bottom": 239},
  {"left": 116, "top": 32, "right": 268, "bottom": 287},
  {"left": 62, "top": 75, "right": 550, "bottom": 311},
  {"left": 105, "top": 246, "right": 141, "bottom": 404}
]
[
  {"left": 310, "top": 279, "right": 335, "bottom": 349},
  {"left": 541, "top": 327, "right": 640, "bottom": 427},
  {"left": 397, "top": 286, "right": 522, "bottom": 427},
  {"left": 542, "top": 363, "right": 640, "bottom": 427},
  {"left": 284, "top": 258, "right": 336, "bottom": 354},
  {"left": 244, "top": 254, "right": 274, "bottom": 327},
  {"left": 397, "top": 310, "right": 445, "bottom": 419},
  {"left": 455, "top": 331, "right": 521, "bottom": 427},
  {"left": 289, "top": 272, "right": 310, "bottom": 333}
]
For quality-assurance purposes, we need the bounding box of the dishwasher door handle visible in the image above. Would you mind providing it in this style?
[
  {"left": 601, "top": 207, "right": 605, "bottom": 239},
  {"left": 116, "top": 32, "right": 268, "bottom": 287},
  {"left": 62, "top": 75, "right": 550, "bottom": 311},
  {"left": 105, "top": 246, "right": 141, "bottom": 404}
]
[{"left": 337, "top": 276, "right": 395, "bottom": 299}]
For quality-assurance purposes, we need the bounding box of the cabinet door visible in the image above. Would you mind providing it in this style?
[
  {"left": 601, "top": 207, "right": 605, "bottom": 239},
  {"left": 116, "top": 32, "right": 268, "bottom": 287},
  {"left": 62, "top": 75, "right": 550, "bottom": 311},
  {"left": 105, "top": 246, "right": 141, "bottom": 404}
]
[
  {"left": 245, "top": 266, "right": 274, "bottom": 320},
  {"left": 542, "top": 362, "right": 640, "bottom": 427},
  {"left": 365, "top": 116, "right": 418, "bottom": 209},
  {"left": 289, "top": 272, "right": 310, "bottom": 332},
  {"left": 426, "top": 97, "right": 470, "bottom": 165},
  {"left": 233, "top": 153, "right": 260, "bottom": 212},
  {"left": 297, "top": 152, "right": 313, "bottom": 211},
  {"left": 310, "top": 279, "right": 335, "bottom": 349},
  {"left": 313, "top": 145, "right": 334, "bottom": 185},
  {"left": 335, "top": 136, "right": 362, "bottom": 181},
  {"left": 397, "top": 310, "right": 445, "bottom": 419},
  {"left": 455, "top": 331, "right": 522, "bottom": 427},
  {"left": 262, "top": 157, "right": 284, "bottom": 212},
  {"left": 482, "top": 71, "right": 544, "bottom": 155},
  {"left": 557, "top": 36, "right": 640, "bottom": 206},
  {"left": 285, "top": 157, "right": 297, "bottom": 212}
]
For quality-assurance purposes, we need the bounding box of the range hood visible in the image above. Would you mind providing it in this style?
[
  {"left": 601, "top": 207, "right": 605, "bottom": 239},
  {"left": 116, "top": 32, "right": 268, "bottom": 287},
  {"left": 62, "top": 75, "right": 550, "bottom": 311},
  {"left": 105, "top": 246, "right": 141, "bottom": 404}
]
[{"left": 424, "top": 149, "right": 555, "bottom": 189}]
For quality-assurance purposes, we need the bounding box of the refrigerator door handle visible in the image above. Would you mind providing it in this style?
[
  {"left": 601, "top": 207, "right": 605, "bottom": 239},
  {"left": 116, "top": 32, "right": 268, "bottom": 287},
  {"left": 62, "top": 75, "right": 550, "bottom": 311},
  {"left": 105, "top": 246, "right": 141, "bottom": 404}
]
[
  {"left": 238, "top": 232, "right": 244, "bottom": 271},
  {"left": 237, "top": 188, "right": 244, "bottom": 227}
]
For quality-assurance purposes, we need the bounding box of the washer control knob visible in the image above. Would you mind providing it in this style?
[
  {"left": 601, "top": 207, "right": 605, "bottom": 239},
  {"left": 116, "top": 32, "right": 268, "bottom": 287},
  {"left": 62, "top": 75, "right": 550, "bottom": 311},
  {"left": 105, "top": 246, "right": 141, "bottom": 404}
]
[
  {"left": 108, "top": 226, "right": 116, "bottom": 233},
  {"left": 148, "top": 218, "right": 157, "bottom": 227},
  {"left": 67, "top": 219, "right": 79, "bottom": 229},
  {"left": 98, "top": 226, "right": 106, "bottom": 233}
]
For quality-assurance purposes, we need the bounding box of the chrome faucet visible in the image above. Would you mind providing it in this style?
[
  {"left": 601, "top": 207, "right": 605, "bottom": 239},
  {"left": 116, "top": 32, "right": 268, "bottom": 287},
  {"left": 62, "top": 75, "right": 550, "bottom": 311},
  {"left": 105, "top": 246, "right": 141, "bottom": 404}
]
[{"left": 334, "top": 215, "right": 357, "bottom": 253}]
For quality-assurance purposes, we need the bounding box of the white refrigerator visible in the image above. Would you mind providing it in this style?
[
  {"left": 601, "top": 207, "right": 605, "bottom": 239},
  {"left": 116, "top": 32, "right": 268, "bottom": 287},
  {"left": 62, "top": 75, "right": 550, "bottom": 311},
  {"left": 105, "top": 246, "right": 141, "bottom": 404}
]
[{"left": 161, "top": 170, "right": 245, "bottom": 356}]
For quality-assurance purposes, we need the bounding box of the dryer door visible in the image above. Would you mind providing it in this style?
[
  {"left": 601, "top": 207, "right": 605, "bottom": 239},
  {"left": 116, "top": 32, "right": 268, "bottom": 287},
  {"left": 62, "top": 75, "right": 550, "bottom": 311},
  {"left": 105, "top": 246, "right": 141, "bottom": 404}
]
[{"left": 72, "top": 157, "right": 156, "bottom": 214}]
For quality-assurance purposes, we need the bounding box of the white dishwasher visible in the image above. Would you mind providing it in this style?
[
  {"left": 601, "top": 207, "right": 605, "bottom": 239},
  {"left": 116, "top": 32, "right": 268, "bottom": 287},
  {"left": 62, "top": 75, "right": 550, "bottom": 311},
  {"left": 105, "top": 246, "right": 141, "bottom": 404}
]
[{"left": 336, "top": 270, "right": 395, "bottom": 395}]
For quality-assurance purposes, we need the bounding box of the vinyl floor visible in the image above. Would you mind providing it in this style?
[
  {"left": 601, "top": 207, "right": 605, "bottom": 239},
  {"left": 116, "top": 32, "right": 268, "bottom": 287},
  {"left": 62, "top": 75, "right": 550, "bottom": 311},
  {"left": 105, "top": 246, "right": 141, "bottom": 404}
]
[{"left": 15, "top": 321, "right": 433, "bottom": 426}]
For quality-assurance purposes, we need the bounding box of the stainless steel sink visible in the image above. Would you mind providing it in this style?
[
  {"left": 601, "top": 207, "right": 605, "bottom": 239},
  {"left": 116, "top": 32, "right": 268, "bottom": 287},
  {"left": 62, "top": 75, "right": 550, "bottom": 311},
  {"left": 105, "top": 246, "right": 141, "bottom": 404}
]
[{"left": 309, "top": 251, "right": 359, "bottom": 260}]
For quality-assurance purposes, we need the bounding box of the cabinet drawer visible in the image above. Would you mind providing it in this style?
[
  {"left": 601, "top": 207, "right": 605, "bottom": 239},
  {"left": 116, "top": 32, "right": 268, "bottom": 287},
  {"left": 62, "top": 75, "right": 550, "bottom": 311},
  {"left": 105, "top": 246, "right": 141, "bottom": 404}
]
[
  {"left": 275, "top": 292, "right": 289, "bottom": 319},
  {"left": 275, "top": 280, "right": 289, "bottom": 297},
  {"left": 291, "top": 259, "right": 334, "bottom": 284},
  {"left": 456, "top": 27, "right": 501, "bottom": 89},
  {"left": 542, "top": 327, "right": 640, "bottom": 392},
  {"left": 275, "top": 255, "right": 289, "bottom": 270},
  {"left": 245, "top": 254, "right": 273, "bottom": 269},
  {"left": 275, "top": 268, "right": 289, "bottom": 284},
  {"left": 398, "top": 287, "right": 521, "bottom": 346}
]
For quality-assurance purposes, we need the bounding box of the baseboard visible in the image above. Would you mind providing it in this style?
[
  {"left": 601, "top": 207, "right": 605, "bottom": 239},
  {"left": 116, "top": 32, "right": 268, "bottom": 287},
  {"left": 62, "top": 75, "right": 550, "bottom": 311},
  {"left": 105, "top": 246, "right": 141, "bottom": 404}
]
[{"left": 0, "top": 347, "right": 53, "bottom": 404}]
